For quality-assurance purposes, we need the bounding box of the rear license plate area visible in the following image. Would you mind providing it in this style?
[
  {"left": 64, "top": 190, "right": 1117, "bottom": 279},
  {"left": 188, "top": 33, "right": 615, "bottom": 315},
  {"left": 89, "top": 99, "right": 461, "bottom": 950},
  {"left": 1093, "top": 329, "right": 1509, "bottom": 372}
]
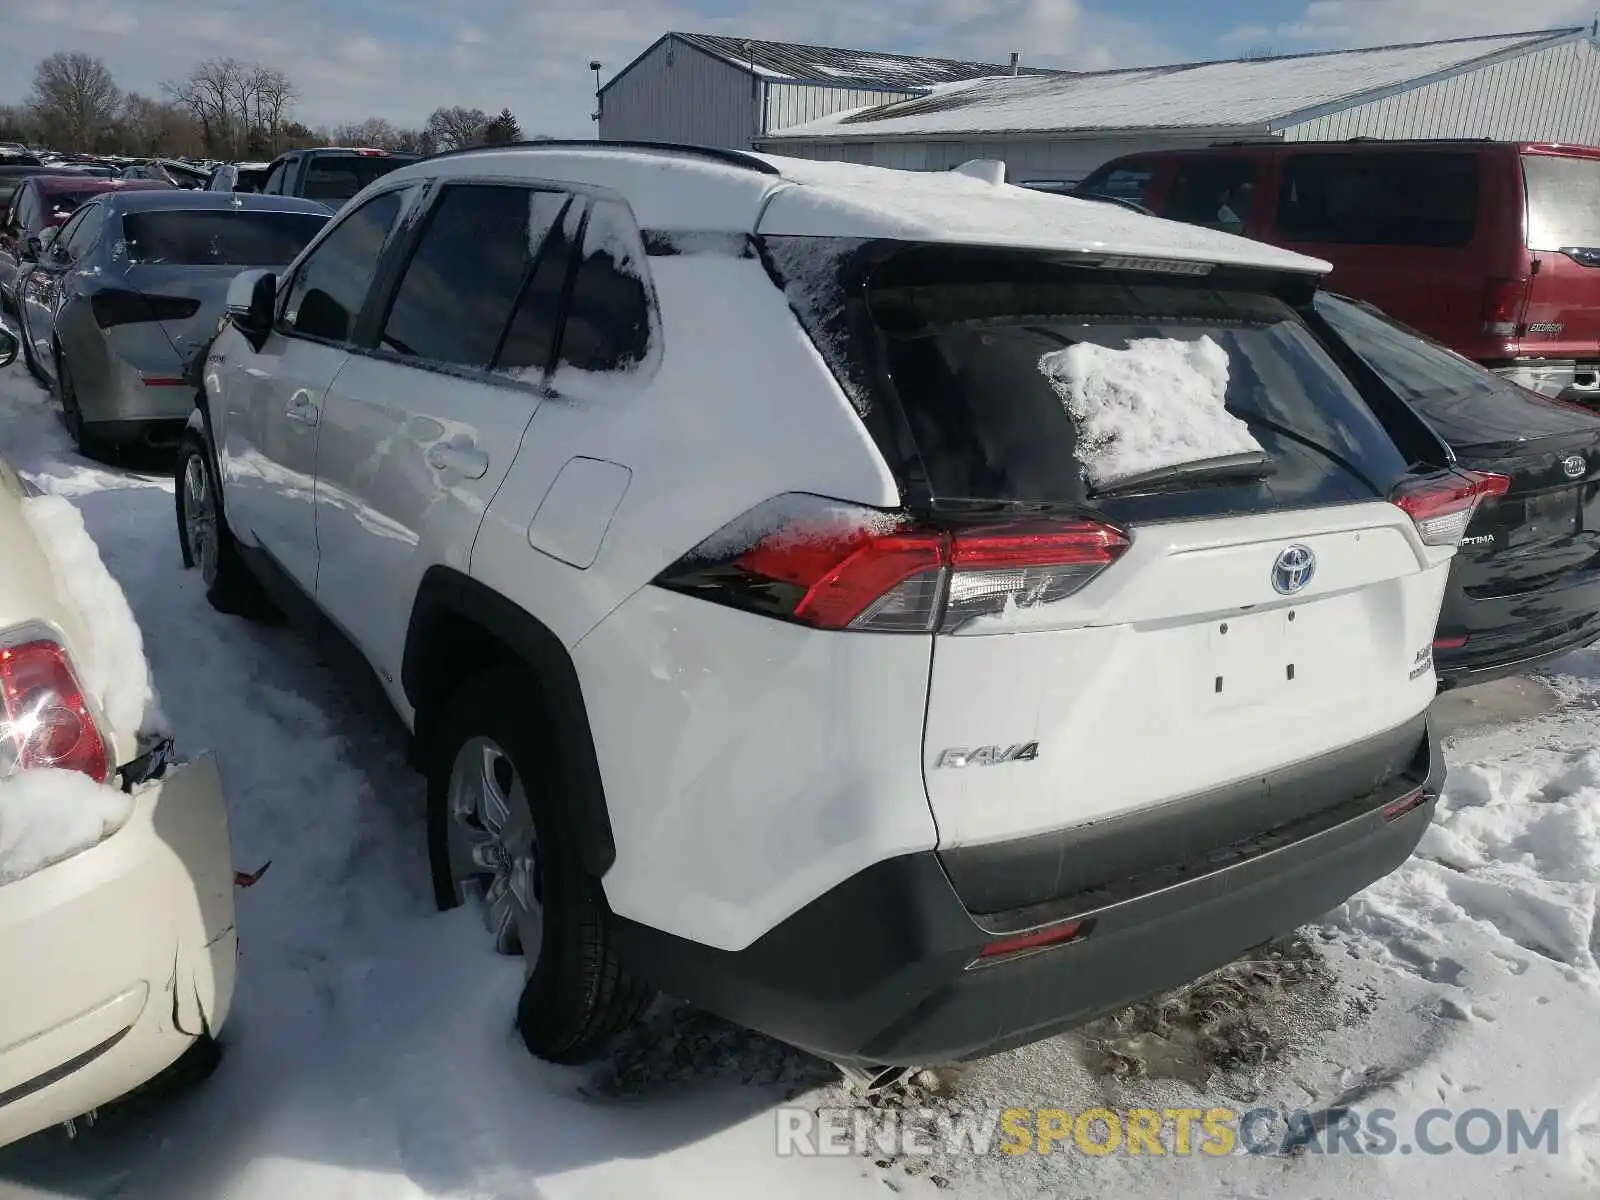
[
  {"left": 1513, "top": 490, "right": 1579, "bottom": 546},
  {"left": 1204, "top": 608, "right": 1292, "bottom": 709}
]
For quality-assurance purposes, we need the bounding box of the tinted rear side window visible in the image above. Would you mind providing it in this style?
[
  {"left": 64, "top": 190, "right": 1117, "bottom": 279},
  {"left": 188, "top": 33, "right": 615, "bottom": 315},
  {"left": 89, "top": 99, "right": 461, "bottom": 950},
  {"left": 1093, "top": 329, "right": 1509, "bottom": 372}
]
[
  {"left": 1163, "top": 158, "right": 1258, "bottom": 235},
  {"left": 1277, "top": 153, "right": 1479, "bottom": 247},
  {"left": 764, "top": 239, "right": 1410, "bottom": 516},
  {"left": 379, "top": 184, "right": 547, "bottom": 369},
  {"left": 557, "top": 199, "right": 653, "bottom": 374},
  {"left": 1524, "top": 154, "right": 1600, "bottom": 251},
  {"left": 120, "top": 210, "right": 328, "bottom": 266}
]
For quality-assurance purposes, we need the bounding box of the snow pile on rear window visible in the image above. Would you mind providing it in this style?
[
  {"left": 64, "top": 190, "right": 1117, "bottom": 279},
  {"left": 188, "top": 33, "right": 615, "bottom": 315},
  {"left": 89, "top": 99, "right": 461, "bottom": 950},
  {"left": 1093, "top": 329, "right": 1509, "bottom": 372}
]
[
  {"left": 1039, "top": 335, "right": 1262, "bottom": 488},
  {"left": 19, "top": 495, "right": 167, "bottom": 738},
  {"left": 0, "top": 769, "right": 132, "bottom": 884}
]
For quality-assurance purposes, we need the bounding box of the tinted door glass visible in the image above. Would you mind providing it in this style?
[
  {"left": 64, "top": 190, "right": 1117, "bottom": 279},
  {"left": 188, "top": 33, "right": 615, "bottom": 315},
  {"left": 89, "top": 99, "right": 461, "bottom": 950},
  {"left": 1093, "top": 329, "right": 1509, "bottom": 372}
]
[
  {"left": 1076, "top": 161, "right": 1157, "bottom": 205},
  {"left": 121, "top": 210, "right": 328, "bottom": 266},
  {"left": 1163, "top": 158, "right": 1258, "bottom": 234},
  {"left": 282, "top": 188, "right": 407, "bottom": 343},
  {"left": 496, "top": 193, "right": 581, "bottom": 375},
  {"left": 378, "top": 185, "right": 561, "bottom": 368},
  {"left": 1314, "top": 293, "right": 1600, "bottom": 446},
  {"left": 263, "top": 162, "right": 287, "bottom": 194},
  {"left": 59, "top": 203, "right": 104, "bottom": 259},
  {"left": 557, "top": 199, "right": 653, "bottom": 373},
  {"left": 1524, "top": 154, "right": 1600, "bottom": 251},
  {"left": 1277, "top": 153, "right": 1479, "bottom": 247}
]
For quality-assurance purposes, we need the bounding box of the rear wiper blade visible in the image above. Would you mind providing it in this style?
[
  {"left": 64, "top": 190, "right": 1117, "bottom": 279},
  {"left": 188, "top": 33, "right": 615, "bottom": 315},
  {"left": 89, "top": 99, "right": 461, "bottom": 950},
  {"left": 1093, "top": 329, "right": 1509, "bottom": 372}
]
[{"left": 1089, "top": 451, "right": 1274, "bottom": 497}]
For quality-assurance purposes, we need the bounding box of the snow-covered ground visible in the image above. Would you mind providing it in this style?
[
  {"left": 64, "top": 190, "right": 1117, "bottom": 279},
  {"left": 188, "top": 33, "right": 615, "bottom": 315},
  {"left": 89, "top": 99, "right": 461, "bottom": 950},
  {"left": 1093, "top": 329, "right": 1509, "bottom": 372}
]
[{"left": 0, "top": 363, "right": 1596, "bottom": 1199}]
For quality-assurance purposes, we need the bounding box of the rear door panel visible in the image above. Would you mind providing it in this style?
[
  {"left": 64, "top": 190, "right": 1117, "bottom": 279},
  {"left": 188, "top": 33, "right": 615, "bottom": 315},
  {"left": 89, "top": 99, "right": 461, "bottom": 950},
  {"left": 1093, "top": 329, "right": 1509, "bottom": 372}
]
[{"left": 1521, "top": 150, "right": 1600, "bottom": 370}]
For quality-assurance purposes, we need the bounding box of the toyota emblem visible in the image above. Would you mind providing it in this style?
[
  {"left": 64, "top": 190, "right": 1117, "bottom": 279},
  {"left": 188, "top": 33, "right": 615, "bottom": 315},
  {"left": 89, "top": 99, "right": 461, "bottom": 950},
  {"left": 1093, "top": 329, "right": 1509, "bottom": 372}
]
[
  {"left": 1563, "top": 454, "right": 1586, "bottom": 479},
  {"left": 1271, "top": 544, "right": 1316, "bottom": 595}
]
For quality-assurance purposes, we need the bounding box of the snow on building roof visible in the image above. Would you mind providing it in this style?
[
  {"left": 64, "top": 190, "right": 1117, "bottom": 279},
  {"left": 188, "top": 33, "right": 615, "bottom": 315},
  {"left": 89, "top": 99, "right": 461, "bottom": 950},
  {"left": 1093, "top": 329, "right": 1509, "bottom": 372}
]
[
  {"left": 668, "top": 33, "right": 1058, "bottom": 90},
  {"left": 761, "top": 27, "right": 1585, "bottom": 139}
]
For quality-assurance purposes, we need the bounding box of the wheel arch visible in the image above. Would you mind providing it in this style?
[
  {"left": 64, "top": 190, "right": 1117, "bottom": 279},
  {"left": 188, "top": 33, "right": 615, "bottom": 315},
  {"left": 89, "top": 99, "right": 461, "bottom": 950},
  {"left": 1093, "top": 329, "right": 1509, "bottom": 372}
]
[{"left": 403, "top": 566, "right": 617, "bottom": 878}]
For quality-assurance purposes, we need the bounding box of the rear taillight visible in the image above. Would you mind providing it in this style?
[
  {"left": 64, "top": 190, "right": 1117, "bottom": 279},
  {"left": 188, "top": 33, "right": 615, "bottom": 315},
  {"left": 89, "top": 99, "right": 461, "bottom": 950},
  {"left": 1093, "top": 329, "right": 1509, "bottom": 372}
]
[
  {"left": 90, "top": 289, "right": 202, "bottom": 329},
  {"left": 1482, "top": 277, "right": 1529, "bottom": 339},
  {"left": 654, "top": 495, "right": 1130, "bottom": 633},
  {"left": 1392, "top": 471, "right": 1510, "bottom": 548},
  {"left": 0, "top": 638, "right": 109, "bottom": 783}
]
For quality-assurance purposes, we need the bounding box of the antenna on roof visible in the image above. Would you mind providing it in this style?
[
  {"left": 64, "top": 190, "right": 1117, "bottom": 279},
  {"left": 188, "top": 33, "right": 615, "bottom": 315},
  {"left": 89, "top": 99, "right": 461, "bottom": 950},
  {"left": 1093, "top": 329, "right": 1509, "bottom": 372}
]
[{"left": 1009, "top": 51, "right": 1020, "bottom": 75}]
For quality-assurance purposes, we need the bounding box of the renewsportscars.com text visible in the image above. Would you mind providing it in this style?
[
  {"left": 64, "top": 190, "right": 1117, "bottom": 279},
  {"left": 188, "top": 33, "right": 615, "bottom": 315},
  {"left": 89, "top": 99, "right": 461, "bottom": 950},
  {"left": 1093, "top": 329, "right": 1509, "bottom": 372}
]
[{"left": 775, "top": 1105, "right": 1562, "bottom": 1158}]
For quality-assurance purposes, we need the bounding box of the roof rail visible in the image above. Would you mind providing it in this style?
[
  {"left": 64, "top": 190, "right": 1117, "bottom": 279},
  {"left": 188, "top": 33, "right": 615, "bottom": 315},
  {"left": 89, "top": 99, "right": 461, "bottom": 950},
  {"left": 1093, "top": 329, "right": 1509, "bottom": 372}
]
[{"left": 416, "top": 139, "right": 782, "bottom": 175}]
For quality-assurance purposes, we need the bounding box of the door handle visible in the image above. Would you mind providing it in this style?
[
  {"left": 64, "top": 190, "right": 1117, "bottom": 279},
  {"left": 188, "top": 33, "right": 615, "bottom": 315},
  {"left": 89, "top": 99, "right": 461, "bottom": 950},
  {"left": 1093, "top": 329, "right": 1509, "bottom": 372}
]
[
  {"left": 426, "top": 443, "right": 489, "bottom": 479},
  {"left": 284, "top": 395, "right": 318, "bottom": 426}
]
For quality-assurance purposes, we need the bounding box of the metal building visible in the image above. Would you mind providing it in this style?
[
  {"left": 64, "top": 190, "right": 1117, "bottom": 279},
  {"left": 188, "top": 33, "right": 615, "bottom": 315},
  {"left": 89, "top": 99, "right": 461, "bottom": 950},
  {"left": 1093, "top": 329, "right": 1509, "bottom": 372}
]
[
  {"left": 596, "top": 33, "right": 1056, "bottom": 150},
  {"left": 756, "top": 27, "right": 1600, "bottom": 187}
]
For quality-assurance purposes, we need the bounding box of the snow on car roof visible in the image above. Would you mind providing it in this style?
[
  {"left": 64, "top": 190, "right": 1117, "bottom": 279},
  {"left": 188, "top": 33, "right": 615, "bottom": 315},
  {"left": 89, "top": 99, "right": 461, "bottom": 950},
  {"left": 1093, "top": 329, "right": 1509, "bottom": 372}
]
[
  {"left": 752, "top": 155, "right": 1329, "bottom": 274},
  {"left": 403, "top": 144, "right": 1328, "bottom": 276}
]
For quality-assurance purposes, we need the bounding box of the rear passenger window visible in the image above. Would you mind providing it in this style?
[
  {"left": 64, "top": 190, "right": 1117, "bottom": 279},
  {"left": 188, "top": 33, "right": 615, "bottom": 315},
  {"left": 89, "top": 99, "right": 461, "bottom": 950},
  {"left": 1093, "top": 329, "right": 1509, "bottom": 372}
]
[
  {"left": 379, "top": 184, "right": 563, "bottom": 369},
  {"left": 1276, "top": 153, "right": 1479, "bottom": 247},
  {"left": 1163, "top": 159, "right": 1257, "bottom": 235},
  {"left": 1076, "top": 161, "right": 1156, "bottom": 205},
  {"left": 496, "top": 194, "right": 582, "bottom": 376},
  {"left": 282, "top": 187, "right": 407, "bottom": 343},
  {"left": 1524, "top": 153, "right": 1600, "bottom": 251},
  {"left": 556, "top": 199, "right": 653, "bottom": 374}
]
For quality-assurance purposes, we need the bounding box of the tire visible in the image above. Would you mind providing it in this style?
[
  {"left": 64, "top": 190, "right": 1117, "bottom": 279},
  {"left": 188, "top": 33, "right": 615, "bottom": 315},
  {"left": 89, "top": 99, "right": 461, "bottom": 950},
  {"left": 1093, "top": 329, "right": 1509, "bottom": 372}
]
[
  {"left": 175, "top": 430, "right": 277, "bottom": 620},
  {"left": 427, "top": 666, "right": 653, "bottom": 1063},
  {"left": 54, "top": 344, "right": 99, "bottom": 457}
]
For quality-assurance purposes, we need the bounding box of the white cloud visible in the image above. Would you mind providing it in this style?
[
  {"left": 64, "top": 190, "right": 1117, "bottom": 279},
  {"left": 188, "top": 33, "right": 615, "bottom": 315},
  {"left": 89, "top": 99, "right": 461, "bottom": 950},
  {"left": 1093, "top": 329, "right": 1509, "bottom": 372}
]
[
  {"left": 1262, "top": 1, "right": 1592, "bottom": 47},
  {"left": 0, "top": 0, "right": 1180, "bottom": 137}
]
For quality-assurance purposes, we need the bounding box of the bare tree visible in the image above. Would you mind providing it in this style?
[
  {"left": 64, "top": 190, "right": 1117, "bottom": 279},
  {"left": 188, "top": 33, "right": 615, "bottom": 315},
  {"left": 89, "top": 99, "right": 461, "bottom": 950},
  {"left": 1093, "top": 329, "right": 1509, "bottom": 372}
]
[
  {"left": 163, "top": 57, "right": 300, "bottom": 158},
  {"left": 120, "top": 92, "right": 200, "bottom": 157},
  {"left": 164, "top": 57, "right": 240, "bottom": 156},
  {"left": 331, "top": 116, "right": 401, "bottom": 149},
  {"left": 425, "top": 105, "right": 489, "bottom": 151},
  {"left": 29, "top": 52, "right": 121, "bottom": 151},
  {"left": 253, "top": 67, "right": 299, "bottom": 156}
]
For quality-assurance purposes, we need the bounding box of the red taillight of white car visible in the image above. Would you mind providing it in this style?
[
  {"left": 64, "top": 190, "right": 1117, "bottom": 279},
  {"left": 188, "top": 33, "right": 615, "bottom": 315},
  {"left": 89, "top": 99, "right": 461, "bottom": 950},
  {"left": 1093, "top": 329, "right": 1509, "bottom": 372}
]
[
  {"left": 1391, "top": 471, "right": 1511, "bottom": 548},
  {"left": 655, "top": 495, "right": 1130, "bottom": 633},
  {"left": 0, "top": 638, "right": 110, "bottom": 783}
]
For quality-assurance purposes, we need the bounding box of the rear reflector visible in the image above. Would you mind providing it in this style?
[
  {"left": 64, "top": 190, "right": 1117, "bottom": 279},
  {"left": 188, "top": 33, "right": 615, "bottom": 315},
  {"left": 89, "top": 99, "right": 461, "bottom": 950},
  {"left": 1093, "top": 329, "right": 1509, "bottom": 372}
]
[
  {"left": 139, "top": 376, "right": 187, "bottom": 387},
  {"left": 1382, "top": 787, "right": 1431, "bottom": 823},
  {"left": 1433, "top": 635, "right": 1469, "bottom": 651},
  {"left": 970, "top": 919, "right": 1091, "bottom": 968},
  {"left": 1392, "top": 471, "right": 1510, "bottom": 548},
  {"left": 90, "top": 289, "right": 202, "bottom": 329},
  {"left": 654, "top": 495, "right": 1130, "bottom": 633}
]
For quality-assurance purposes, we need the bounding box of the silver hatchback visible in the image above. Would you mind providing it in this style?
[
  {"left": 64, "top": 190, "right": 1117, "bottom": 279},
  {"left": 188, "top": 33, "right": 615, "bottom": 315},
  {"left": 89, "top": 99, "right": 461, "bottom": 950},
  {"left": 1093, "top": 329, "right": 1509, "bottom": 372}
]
[{"left": 16, "top": 190, "right": 328, "bottom": 453}]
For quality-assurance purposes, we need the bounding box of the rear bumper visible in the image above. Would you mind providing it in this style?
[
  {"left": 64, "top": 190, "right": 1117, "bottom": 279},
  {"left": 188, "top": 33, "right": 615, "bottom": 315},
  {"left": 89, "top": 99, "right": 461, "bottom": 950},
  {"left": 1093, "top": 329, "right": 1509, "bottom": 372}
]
[
  {"left": 1434, "top": 559, "right": 1600, "bottom": 684},
  {"left": 614, "top": 719, "right": 1442, "bottom": 1066},
  {"left": 0, "top": 755, "right": 237, "bottom": 1148}
]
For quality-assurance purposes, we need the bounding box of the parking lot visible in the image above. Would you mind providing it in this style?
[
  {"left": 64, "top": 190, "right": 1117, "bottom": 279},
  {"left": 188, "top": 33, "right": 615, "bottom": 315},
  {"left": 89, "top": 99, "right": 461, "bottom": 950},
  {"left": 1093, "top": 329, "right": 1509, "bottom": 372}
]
[{"left": 0, "top": 358, "right": 1594, "bottom": 1200}]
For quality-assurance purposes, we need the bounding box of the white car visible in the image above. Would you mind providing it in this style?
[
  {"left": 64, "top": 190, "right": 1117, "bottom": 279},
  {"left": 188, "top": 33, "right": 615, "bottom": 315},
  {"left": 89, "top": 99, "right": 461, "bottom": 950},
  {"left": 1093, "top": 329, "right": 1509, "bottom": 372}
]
[
  {"left": 0, "top": 322, "right": 236, "bottom": 1147},
  {"left": 179, "top": 145, "right": 1482, "bottom": 1072}
]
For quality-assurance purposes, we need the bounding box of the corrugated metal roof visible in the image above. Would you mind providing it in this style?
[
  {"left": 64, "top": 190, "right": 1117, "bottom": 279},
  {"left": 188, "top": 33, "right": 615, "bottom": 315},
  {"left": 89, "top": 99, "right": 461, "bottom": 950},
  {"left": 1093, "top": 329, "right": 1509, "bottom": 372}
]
[
  {"left": 761, "top": 27, "right": 1586, "bottom": 140},
  {"left": 672, "top": 33, "right": 1056, "bottom": 89}
]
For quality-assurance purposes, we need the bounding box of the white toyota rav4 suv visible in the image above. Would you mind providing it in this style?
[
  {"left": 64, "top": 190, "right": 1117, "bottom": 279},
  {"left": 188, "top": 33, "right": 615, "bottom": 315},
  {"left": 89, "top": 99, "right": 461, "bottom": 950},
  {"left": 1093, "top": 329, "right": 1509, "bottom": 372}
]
[{"left": 176, "top": 143, "right": 1481, "bottom": 1071}]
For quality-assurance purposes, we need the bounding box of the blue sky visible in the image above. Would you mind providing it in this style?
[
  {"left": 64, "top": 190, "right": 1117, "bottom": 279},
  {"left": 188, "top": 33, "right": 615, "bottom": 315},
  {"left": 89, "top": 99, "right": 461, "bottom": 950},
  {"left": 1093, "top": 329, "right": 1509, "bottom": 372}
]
[{"left": 1, "top": 0, "right": 1593, "bottom": 137}]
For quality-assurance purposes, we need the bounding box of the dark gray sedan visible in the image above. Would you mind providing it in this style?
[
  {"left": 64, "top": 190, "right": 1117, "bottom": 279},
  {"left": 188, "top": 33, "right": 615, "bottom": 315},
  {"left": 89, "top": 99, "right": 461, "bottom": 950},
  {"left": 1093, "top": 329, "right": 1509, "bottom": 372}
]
[{"left": 16, "top": 190, "right": 329, "bottom": 452}]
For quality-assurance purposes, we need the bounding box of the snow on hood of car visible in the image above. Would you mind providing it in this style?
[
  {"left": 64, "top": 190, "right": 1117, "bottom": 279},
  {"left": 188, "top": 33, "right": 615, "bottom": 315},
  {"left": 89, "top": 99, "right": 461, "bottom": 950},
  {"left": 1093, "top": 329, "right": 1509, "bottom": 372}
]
[
  {"left": 0, "top": 767, "right": 133, "bottom": 884},
  {"left": 19, "top": 494, "right": 167, "bottom": 743},
  {"left": 752, "top": 155, "right": 1329, "bottom": 275},
  {"left": 1040, "top": 333, "right": 1264, "bottom": 488}
]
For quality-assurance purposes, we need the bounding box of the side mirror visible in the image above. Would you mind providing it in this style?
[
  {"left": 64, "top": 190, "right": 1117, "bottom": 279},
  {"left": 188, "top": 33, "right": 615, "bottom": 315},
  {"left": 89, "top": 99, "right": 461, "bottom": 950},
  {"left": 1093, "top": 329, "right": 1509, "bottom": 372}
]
[
  {"left": 226, "top": 268, "right": 277, "bottom": 349},
  {"left": 0, "top": 321, "right": 19, "bottom": 369}
]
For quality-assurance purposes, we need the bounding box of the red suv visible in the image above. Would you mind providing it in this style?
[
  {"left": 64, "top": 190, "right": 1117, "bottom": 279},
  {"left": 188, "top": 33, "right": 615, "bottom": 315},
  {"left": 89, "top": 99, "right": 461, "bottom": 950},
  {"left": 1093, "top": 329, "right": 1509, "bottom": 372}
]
[
  {"left": 1077, "top": 141, "right": 1600, "bottom": 405},
  {"left": 0, "top": 176, "right": 170, "bottom": 308}
]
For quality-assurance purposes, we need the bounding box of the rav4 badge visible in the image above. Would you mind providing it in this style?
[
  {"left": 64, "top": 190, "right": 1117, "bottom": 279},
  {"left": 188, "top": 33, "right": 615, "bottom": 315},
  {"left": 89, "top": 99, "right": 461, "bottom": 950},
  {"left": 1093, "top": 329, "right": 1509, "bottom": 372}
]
[{"left": 934, "top": 743, "right": 1040, "bottom": 769}]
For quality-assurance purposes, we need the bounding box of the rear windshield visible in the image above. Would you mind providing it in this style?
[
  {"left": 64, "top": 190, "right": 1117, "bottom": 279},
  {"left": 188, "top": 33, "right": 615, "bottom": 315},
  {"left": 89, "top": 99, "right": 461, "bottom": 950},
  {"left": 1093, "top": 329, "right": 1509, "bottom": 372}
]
[
  {"left": 40, "top": 188, "right": 105, "bottom": 220},
  {"left": 763, "top": 238, "right": 1411, "bottom": 514},
  {"left": 302, "top": 156, "right": 410, "bottom": 202},
  {"left": 1524, "top": 153, "right": 1600, "bottom": 251},
  {"left": 1276, "top": 152, "right": 1480, "bottom": 248},
  {"left": 1315, "top": 293, "right": 1600, "bottom": 445},
  {"left": 120, "top": 209, "right": 328, "bottom": 266}
]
